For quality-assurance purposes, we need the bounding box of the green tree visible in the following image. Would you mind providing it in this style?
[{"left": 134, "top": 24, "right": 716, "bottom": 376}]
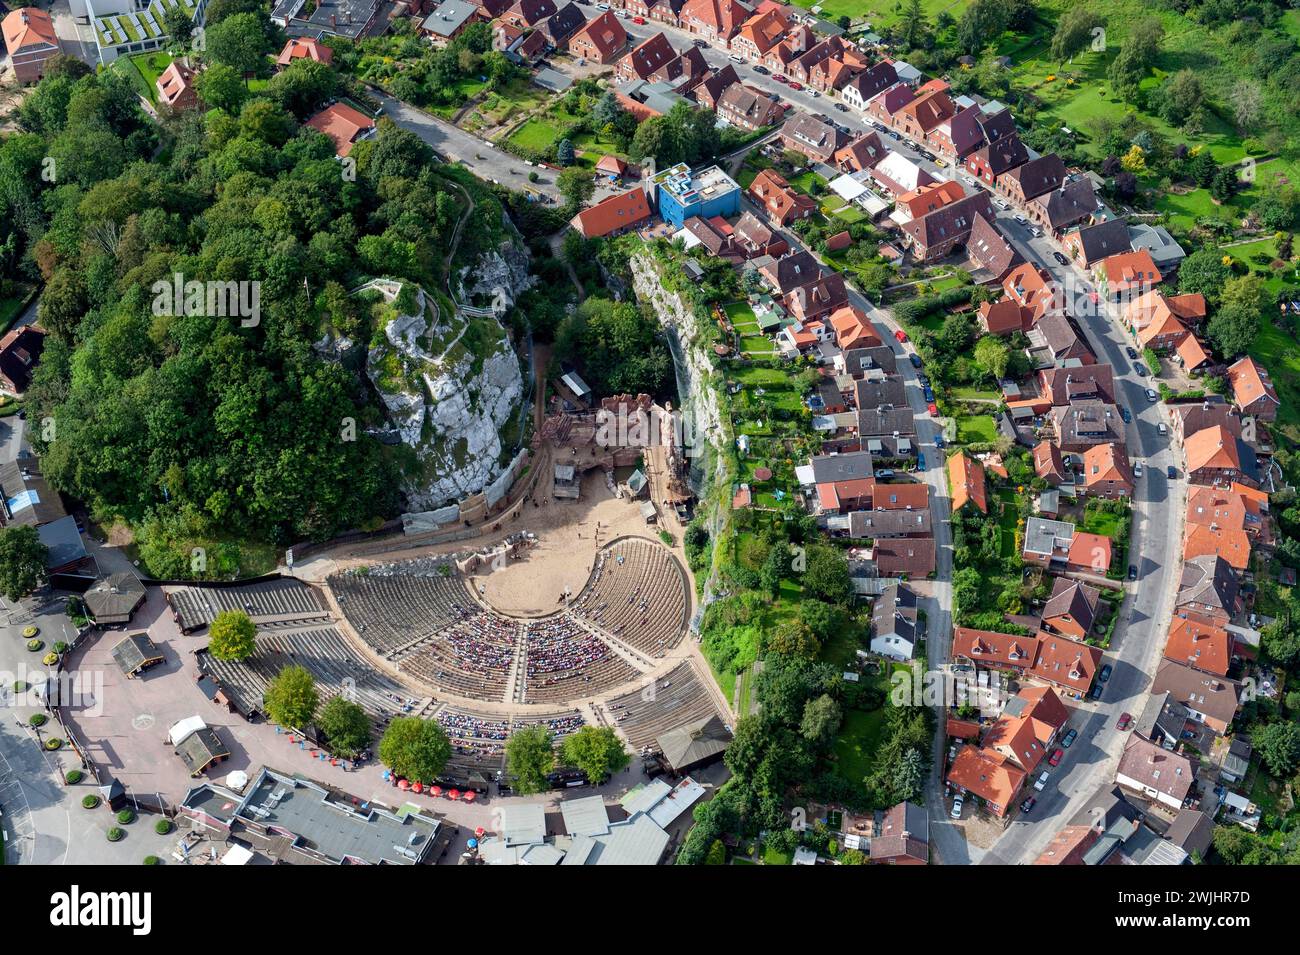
[
  {"left": 207, "top": 12, "right": 274, "bottom": 81},
  {"left": 317, "top": 695, "right": 371, "bottom": 756},
  {"left": 378, "top": 716, "right": 452, "bottom": 783},
  {"left": 558, "top": 725, "right": 630, "bottom": 784},
  {"left": 195, "top": 62, "right": 248, "bottom": 112},
  {"left": 799, "top": 693, "right": 842, "bottom": 747},
  {"left": 206, "top": 609, "right": 257, "bottom": 662},
  {"left": 766, "top": 619, "right": 820, "bottom": 658},
  {"left": 955, "top": 0, "right": 1012, "bottom": 55},
  {"left": 263, "top": 664, "right": 319, "bottom": 729},
  {"left": 973, "top": 334, "right": 1010, "bottom": 381},
  {"left": 899, "top": 0, "right": 929, "bottom": 49},
  {"left": 0, "top": 525, "right": 48, "bottom": 601},
  {"left": 1050, "top": 8, "right": 1104, "bottom": 62},
  {"left": 505, "top": 724, "right": 555, "bottom": 793},
  {"left": 803, "top": 545, "right": 850, "bottom": 603},
  {"left": 1159, "top": 70, "right": 1204, "bottom": 128},
  {"left": 760, "top": 543, "right": 788, "bottom": 597},
  {"left": 555, "top": 137, "right": 576, "bottom": 166},
  {"left": 1177, "top": 247, "right": 1232, "bottom": 304},
  {"left": 162, "top": 4, "right": 194, "bottom": 45},
  {"left": 1206, "top": 304, "right": 1259, "bottom": 358},
  {"left": 1253, "top": 721, "right": 1300, "bottom": 777},
  {"left": 557, "top": 166, "right": 594, "bottom": 207}
]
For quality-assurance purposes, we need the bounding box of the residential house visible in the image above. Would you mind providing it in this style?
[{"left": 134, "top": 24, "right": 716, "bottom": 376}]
[
  {"left": 828, "top": 305, "right": 881, "bottom": 351},
  {"left": 965, "top": 135, "right": 1029, "bottom": 187},
  {"left": 951, "top": 628, "right": 1041, "bottom": 671},
  {"left": 1027, "top": 178, "right": 1098, "bottom": 235},
  {"left": 1, "top": 7, "right": 59, "bottom": 84},
  {"left": 873, "top": 482, "right": 929, "bottom": 510},
  {"left": 1063, "top": 218, "right": 1131, "bottom": 269},
  {"left": 851, "top": 373, "right": 908, "bottom": 411},
  {"left": 832, "top": 132, "right": 887, "bottom": 173},
  {"left": 900, "top": 192, "right": 993, "bottom": 263},
  {"left": 716, "top": 83, "right": 783, "bottom": 130},
  {"left": 542, "top": 2, "right": 588, "bottom": 45},
  {"left": 996, "top": 153, "right": 1066, "bottom": 205},
  {"left": 1002, "top": 262, "right": 1059, "bottom": 323},
  {"left": 678, "top": 0, "right": 749, "bottom": 43},
  {"left": 1082, "top": 442, "right": 1134, "bottom": 499},
  {"left": 1227, "top": 356, "right": 1280, "bottom": 422},
  {"left": 689, "top": 64, "right": 740, "bottom": 110},
  {"left": 1022, "top": 516, "right": 1075, "bottom": 568},
  {"left": 677, "top": 216, "right": 742, "bottom": 263},
  {"left": 654, "top": 163, "right": 741, "bottom": 229},
  {"left": 868, "top": 582, "right": 918, "bottom": 659},
  {"left": 840, "top": 61, "right": 898, "bottom": 111},
  {"left": 569, "top": 187, "right": 652, "bottom": 238},
  {"left": 1169, "top": 398, "right": 1241, "bottom": 449},
  {"left": 1182, "top": 484, "right": 1265, "bottom": 573},
  {"left": 928, "top": 104, "right": 984, "bottom": 160},
  {"left": 983, "top": 685, "right": 1070, "bottom": 772},
  {"left": 1129, "top": 222, "right": 1187, "bottom": 273},
  {"left": 1067, "top": 531, "right": 1112, "bottom": 576},
  {"left": 865, "top": 82, "right": 916, "bottom": 129},
  {"left": 0, "top": 326, "right": 45, "bottom": 396},
  {"left": 568, "top": 10, "right": 628, "bottom": 63},
  {"left": 966, "top": 213, "right": 1021, "bottom": 282},
  {"left": 156, "top": 61, "right": 201, "bottom": 111},
  {"left": 948, "top": 452, "right": 987, "bottom": 513},
  {"left": 786, "top": 271, "right": 848, "bottom": 324},
  {"left": 1029, "top": 631, "right": 1102, "bottom": 698},
  {"left": 1177, "top": 335, "right": 1212, "bottom": 373},
  {"left": 947, "top": 746, "right": 1026, "bottom": 817},
  {"left": 1165, "top": 612, "right": 1232, "bottom": 677},
  {"left": 1034, "top": 826, "right": 1101, "bottom": 865},
  {"left": 1152, "top": 659, "right": 1240, "bottom": 737},
  {"left": 1184, "top": 424, "right": 1260, "bottom": 489},
  {"left": 729, "top": 6, "right": 787, "bottom": 62},
  {"left": 757, "top": 249, "right": 821, "bottom": 296},
  {"left": 1134, "top": 691, "right": 1192, "bottom": 750},
  {"left": 870, "top": 800, "right": 929, "bottom": 864},
  {"left": 869, "top": 150, "right": 936, "bottom": 198},
  {"left": 1175, "top": 554, "right": 1240, "bottom": 626},
  {"left": 780, "top": 112, "right": 849, "bottom": 163},
  {"left": 1220, "top": 737, "right": 1252, "bottom": 785},
  {"left": 277, "top": 37, "right": 334, "bottom": 68},
  {"left": 305, "top": 103, "right": 377, "bottom": 158},
  {"left": 893, "top": 180, "right": 965, "bottom": 223},
  {"left": 871, "top": 537, "right": 936, "bottom": 578},
  {"left": 1097, "top": 249, "right": 1161, "bottom": 301},
  {"left": 893, "top": 85, "right": 955, "bottom": 142},
  {"left": 502, "top": 0, "right": 558, "bottom": 28},
  {"left": 847, "top": 507, "right": 932, "bottom": 541},
  {"left": 747, "top": 168, "right": 816, "bottom": 226},
  {"left": 1041, "top": 577, "right": 1100, "bottom": 640},
  {"left": 1124, "top": 289, "right": 1206, "bottom": 339},
  {"left": 422, "top": 0, "right": 483, "bottom": 38},
  {"left": 1039, "top": 365, "right": 1115, "bottom": 407},
  {"left": 840, "top": 345, "right": 897, "bottom": 378},
  {"left": 857, "top": 407, "right": 916, "bottom": 457},
  {"left": 615, "top": 32, "right": 677, "bottom": 83},
  {"left": 733, "top": 210, "right": 788, "bottom": 258},
  {"left": 1034, "top": 440, "right": 1068, "bottom": 486},
  {"left": 1116, "top": 735, "right": 1196, "bottom": 811},
  {"left": 977, "top": 299, "right": 1031, "bottom": 336},
  {"left": 1051, "top": 401, "right": 1122, "bottom": 454}
]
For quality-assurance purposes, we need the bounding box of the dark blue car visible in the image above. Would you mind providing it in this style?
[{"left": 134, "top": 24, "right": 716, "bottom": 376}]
[{"left": 909, "top": 353, "right": 923, "bottom": 368}]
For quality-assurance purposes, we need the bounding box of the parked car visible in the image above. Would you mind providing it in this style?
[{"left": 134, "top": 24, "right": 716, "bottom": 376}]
[
  {"left": 1020, "top": 796, "right": 1036, "bottom": 814},
  {"left": 1033, "top": 771, "right": 1050, "bottom": 792},
  {"left": 934, "top": 158, "right": 947, "bottom": 167},
  {"left": 888, "top": 131, "right": 901, "bottom": 140},
  {"left": 1030, "top": 226, "right": 1043, "bottom": 237},
  {"left": 1128, "top": 564, "right": 1138, "bottom": 581},
  {"left": 1061, "top": 728, "right": 1078, "bottom": 748},
  {"left": 788, "top": 81, "right": 804, "bottom": 91},
  {"left": 894, "top": 329, "right": 908, "bottom": 342},
  {"left": 1013, "top": 214, "right": 1028, "bottom": 225},
  {"left": 1089, "top": 681, "right": 1104, "bottom": 700},
  {"left": 923, "top": 386, "right": 934, "bottom": 402},
  {"left": 753, "top": 64, "right": 768, "bottom": 74},
  {"left": 993, "top": 197, "right": 1009, "bottom": 209},
  {"left": 876, "top": 469, "right": 895, "bottom": 479},
  {"left": 917, "top": 453, "right": 926, "bottom": 470},
  {"left": 1158, "top": 422, "right": 1168, "bottom": 435},
  {"left": 729, "top": 53, "right": 744, "bottom": 63},
  {"left": 1048, "top": 748, "right": 1064, "bottom": 767},
  {"left": 1117, "top": 712, "right": 1133, "bottom": 731},
  {"left": 1120, "top": 407, "right": 1132, "bottom": 423},
  {"left": 693, "top": 38, "right": 708, "bottom": 46},
  {"left": 1167, "top": 465, "right": 1177, "bottom": 479},
  {"left": 1052, "top": 251, "right": 1069, "bottom": 266},
  {"left": 950, "top": 794, "right": 964, "bottom": 818},
  {"left": 632, "top": 15, "right": 645, "bottom": 22},
  {"left": 927, "top": 402, "right": 939, "bottom": 416},
  {"left": 834, "top": 102, "right": 849, "bottom": 112},
  {"left": 1134, "top": 460, "right": 1143, "bottom": 478},
  {"left": 934, "top": 434, "right": 946, "bottom": 449},
  {"left": 1145, "top": 388, "right": 1159, "bottom": 402},
  {"left": 909, "top": 353, "right": 923, "bottom": 368},
  {"left": 1098, "top": 664, "right": 1113, "bottom": 683},
  {"left": 773, "top": 73, "right": 788, "bottom": 83},
  {"left": 1125, "top": 346, "right": 1139, "bottom": 360}
]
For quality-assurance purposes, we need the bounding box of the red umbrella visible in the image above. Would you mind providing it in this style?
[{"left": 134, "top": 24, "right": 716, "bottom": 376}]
[
  {"left": 412, "top": 780, "right": 423, "bottom": 794},
  {"left": 397, "top": 779, "right": 410, "bottom": 791},
  {"left": 448, "top": 789, "right": 461, "bottom": 800},
  {"left": 474, "top": 827, "right": 485, "bottom": 837},
  {"left": 463, "top": 791, "right": 476, "bottom": 802},
  {"left": 431, "top": 786, "right": 443, "bottom": 797}
]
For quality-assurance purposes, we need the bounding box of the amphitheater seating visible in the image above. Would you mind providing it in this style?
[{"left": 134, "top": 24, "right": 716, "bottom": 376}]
[
  {"left": 197, "top": 627, "right": 417, "bottom": 727},
  {"left": 512, "top": 709, "right": 586, "bottom": 746},
  {"left": 436, "top": 706, "right": 511, "bottom": 774},
  {"left": 170, "top": 579, "right": 326, "bottom": 633},
  {"left": 329, "top": 564, "right": 475, "bottom": 656},
  {"left": 604, "top": 661, "right": 722, "bottom": 750},
  {"left": 519, "top": 615, "right": 641, "bottom": 704},
  {"left": 396, "top": 610, "right": 518, "bottom": 702},
  {"left": 570, "top": 538, "right": 688, "bottom": 657}
]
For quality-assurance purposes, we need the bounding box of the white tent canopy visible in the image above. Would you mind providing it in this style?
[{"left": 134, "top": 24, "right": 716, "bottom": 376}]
[{"left": 167, "top": 715, "right": 207, "bottom": 746}]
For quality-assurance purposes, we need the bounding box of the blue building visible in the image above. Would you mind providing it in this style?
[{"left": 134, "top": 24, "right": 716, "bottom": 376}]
[{"left": 653, "top": 163, "right": 741, "bottom": 231}]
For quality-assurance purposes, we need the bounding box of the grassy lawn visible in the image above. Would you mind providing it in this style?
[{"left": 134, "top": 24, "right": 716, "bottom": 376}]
[
  {"left": 740, "top": 335, "right": 776, "bottom": 354},
  {"left": 0, "top": 285, "right": 33, "bottom": 330},
  {"left": 507, "top": 118, "right": 564, "bottom": 153},
  {"left": 113, "top": 54, "right": 163, "bottom": 103},
  {"left": 1080, "top": 503, "right": 1127, "bottom": 540},
  {"left": 762, "top": 844, "right": 793, "bottom": 865},
  {"left": 949, "top": 385, "right": 1000, "bottom": 401},
  {"left": 832, "top": 707, "right": 888, "bottom": 787},
  {"left": 955, "top": 414, "right": 998, "bottom": 444},
  {"left": 1250, "top": 316, "right": 1300, "bottom": 440},
  {"left": 787, "top": 170, "right": 827, "bottom": 195},
  {"left": 788, "top": 0, "right": 964, "bottom": 24}
]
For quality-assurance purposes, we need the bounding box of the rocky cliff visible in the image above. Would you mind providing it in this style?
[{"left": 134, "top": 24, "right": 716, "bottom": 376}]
[{"left": 357, "top": 279, "right": 525, "bottom": 510}]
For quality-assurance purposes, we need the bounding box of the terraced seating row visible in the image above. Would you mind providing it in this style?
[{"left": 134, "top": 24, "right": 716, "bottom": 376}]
[
  {"left": 520, "top": 615, "right": 642, "bottom": 704},
  {"left": 197, "top": 627, "right": 417, "bottom": 726},
  {"left": 571, "top": 538, "right": 688, "bottom": 657},
  {"left": 436, "top": 706, "right": 511, "bottom": 773},
  {"left": 604, "top": 661, "right": 722, "bottom": 749},
  {"left": 170, "top": 579, "right": 325, "bottom": 632},
  {"left": 329, "top": 566, "right": 475, "bottom": 655},
  {"left": 396, "top": 611, "right": 518, "bottom": 702}
]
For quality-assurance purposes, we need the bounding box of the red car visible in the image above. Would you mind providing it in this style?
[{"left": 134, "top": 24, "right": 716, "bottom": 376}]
[
  {"left": 1048, "top": 748, "right": 1064, "bottom": 767},
  {"left": 773, "top": 74, "right": 789, "bottom": 84},
  {"left": 632, "top": 15, "right": 645, "bottom": 22},
  {"left": 788, "top": 81, "right": 804, "bottom": 91},
  {"left": 927, "top": 403, "right": 938, "bottom": 416},
  {"left": 1117, "top": 712, "right": 1133, "bottom": 731},
  {"left": 894, "top": 329, "right": 908, "bottom": 342}
]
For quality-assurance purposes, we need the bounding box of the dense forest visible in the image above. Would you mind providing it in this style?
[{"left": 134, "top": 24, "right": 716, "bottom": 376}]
[{"left": 0, "top": 8, "right": 517, "bottom": 575}]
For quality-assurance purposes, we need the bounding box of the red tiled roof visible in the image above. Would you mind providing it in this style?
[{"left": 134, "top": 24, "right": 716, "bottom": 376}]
[{"left": 570, "top": 187, "right": 652, "bottom": 238}]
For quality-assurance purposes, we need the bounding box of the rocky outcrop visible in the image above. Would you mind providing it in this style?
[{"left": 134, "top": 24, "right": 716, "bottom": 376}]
[
  {"left": 357, "top": 279, "right": 525, "bottom": 511},
  {"left": 458, "top": 237, "right": 534, "bottom": 312}
]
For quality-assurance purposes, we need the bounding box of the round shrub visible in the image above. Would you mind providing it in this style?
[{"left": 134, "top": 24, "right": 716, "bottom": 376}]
[
  {"left": 65, "top": 769, "right": 84, "bottom": 785},
  {"left": 53, "top": 641, "right": 68, "bottom": 653},
  {"left": 21, "top": 625, "right": 38, "bottom": 638},
  {"left": 154, "top": 818, "right": 173, "bottom": 835},
  {"left": 116, "top": 808, "right": 136, "bottom": 825},
  {"left": 12, "top": 681, "right": 26, "bottom": 693},
  {"left": 44, "top": 738, "right": 62, "bottom": 751},
  {"left": 28, "top": 713, "right": 46, "bottom": 727},
  {"left": 106, "top": 827, "right": 124, "bottom": 842},
  {"left": 42, "top": 652, "right": 58, "bottom": 666},
  {"left": 143, "top": 855, "right": 160, "bottom": 865},
  {"left": 82, "top": 794, "right": 100, "bottom": 809},
  {"left": 26, "top": 639, "right": 43, "bottom": 652}
]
